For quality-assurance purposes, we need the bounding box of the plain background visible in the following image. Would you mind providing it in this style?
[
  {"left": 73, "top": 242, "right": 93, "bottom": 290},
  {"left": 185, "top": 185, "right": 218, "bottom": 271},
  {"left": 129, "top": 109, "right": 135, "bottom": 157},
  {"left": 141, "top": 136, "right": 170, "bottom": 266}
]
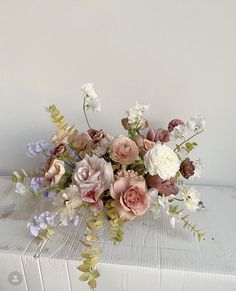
[{"left": 0, "top": 0, "right": 235, "bottom": 186}]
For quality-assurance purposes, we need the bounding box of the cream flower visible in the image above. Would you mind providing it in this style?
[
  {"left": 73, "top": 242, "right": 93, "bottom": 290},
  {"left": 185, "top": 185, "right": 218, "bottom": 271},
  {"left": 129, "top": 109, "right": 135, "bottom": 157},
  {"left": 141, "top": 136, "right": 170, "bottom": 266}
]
[
  {"left": 144, "top": 144, "right": 180, "bottom": 180},
  {"left": 44, "top": 159, "right": 65, "bottom": 186},
  {"left": 126, "top": 102, "right": 149, "bottom": 125},
  {"left": 81, "top": 83, "right": 101, "bottom": 112},
  {"left": 181, "top": 187, "right": 201, "bottom": 211},
  {"left": 53, "top": 185, "right": 82, "bottom": 221},
  {"left": 187, "top": 114, "right": 206, "bottom": 132}
]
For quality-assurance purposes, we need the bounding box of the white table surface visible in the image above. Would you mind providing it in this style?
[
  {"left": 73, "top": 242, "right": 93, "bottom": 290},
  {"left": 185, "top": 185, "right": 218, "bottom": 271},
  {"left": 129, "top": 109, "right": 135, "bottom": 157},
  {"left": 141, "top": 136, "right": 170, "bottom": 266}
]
[{"left": 0, "top": 176, "right": 236, "bottom": 291}]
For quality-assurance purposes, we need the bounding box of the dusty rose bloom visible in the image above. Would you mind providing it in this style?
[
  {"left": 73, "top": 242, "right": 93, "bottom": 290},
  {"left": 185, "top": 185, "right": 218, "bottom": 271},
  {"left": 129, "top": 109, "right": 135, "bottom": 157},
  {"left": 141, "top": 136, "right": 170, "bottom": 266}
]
[
  {"left": 134, "top": 135, "right": 156, "bottom": 156},
  {"left": 146, "top": 128, "right": 170, "bottom": 143},
  {"left": 81, "top": 184, "right": 104, "bottom": 212},
  {"left": 157, "top": 129, "right": 170, "bottom": 143},
  {"left": 53, "top": 144, "right": 66, "bottom": 157},
  {"left": 110, "top": 172, "right": 151, "bottom": 221},
  {"left": 180, "top": 158, "right": 195, "bottom": 179},
  {"left": 44, "top": 159, "right": 65, "bottom": 186},
  {"left": 87, "top": 129, "right": 105, "bottom": 144},
  {"left": 110, "top": 137, "right": 139, "bottom": 165},
  {"left": 168, "top": 119, "right": 185, "bottom": 132},
  {"left": 147, "top": 174, "right": 179, "bottom": 196}
]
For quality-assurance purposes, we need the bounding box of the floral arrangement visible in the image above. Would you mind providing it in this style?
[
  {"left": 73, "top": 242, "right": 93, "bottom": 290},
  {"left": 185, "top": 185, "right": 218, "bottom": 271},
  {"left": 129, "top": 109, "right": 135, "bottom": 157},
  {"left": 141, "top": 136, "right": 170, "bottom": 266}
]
[{"left": 13, "top": 83, "right": 206, "bottom": 289}]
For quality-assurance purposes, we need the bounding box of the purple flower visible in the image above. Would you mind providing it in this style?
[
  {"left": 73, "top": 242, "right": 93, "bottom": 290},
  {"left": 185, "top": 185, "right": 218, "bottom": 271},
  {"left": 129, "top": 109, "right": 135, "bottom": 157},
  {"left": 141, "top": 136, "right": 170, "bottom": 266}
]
[
  {"left": 27, "top": 211, "right": 58, "bottom": 237},
  {"left": 27, "top": 140, "right": 50, "bottom": 157},
  {"left": 29, "top": 177, "right": 43, "bottom": 193},
  {"left": 43, "top": 190, "right": 56, "bottom": 199}
]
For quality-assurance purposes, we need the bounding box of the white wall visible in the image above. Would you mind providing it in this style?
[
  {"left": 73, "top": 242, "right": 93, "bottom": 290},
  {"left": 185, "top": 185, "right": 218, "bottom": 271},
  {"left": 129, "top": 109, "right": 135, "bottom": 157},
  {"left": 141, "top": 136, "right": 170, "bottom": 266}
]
[{"left": 0, "top": 0, "right": 235, "bottom": 186}]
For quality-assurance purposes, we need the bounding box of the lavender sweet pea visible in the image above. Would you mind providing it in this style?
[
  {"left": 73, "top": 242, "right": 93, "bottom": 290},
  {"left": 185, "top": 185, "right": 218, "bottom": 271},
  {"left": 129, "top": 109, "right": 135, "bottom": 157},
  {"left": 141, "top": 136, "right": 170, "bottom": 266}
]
[
  {"left": 29, "top": 177, "right": 43, "bottom": 193},
  {"left": 27, "top": 140, "right": 51, "bottom": 157},
  {"left": 27, "top": 211, "right": 58, "bottom": 237}
]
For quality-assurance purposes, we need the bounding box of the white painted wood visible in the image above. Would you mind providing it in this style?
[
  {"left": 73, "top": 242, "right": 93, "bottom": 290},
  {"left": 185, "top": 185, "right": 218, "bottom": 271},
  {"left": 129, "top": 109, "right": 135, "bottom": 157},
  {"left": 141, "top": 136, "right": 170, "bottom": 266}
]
[{"left": 0, "top": 177, "right": 236, "bottom": 290}]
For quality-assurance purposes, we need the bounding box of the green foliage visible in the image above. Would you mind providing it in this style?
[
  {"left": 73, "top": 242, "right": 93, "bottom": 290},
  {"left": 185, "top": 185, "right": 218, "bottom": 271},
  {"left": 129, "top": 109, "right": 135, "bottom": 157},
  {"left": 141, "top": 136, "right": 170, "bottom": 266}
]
[
  {"left": 181, "top": 215, "right": 205, "bottom": 241},
  {"left": 78, "top": 211, "right": 104, "bottom": 289},
  {"left": 46, "top": 104, "right": 69, "bottom": 130},
  {"left": 12, "top": 169, "right": 36, "bottom": 183}
]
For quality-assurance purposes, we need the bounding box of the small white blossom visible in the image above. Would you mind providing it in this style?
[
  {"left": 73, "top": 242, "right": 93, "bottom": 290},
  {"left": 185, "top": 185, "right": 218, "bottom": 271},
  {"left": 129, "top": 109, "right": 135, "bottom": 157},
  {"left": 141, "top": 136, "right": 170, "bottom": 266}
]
[
  {"left": 170, "top": 124, "right": 186, "bottom": 140},
  {"left": 187, "top": 114, "right": 206, "bottom": 132},
  {"left": 15, "top": 183, "right": 27, "bottom": 195},
  {"left": 170, "top": 216, "right": 176, "bottom": 228},
  {"left": 190, "top": 159, "right": 205, "bottom": 179},
  {"left": 126, "top": 102, "right": 149, "bottom": 125},
  {"left": 181, "top": 187, "right": 201, "bottom": 211},
  {"left": 176, "top": 147, "right": 189, "bottom": 161},
  {"left": 81, "top": 83, "right": 101, "bottom": 112}
]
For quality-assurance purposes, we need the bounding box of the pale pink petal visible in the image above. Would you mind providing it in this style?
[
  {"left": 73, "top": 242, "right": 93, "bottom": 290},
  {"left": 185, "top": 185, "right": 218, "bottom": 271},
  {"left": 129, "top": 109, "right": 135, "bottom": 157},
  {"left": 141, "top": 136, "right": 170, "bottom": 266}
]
[
  {"left": 114, "top": 201, "right": 136, "bottom": 221},
  {"left": 90, "top": 199, "right": 103, "bottom": 212}
]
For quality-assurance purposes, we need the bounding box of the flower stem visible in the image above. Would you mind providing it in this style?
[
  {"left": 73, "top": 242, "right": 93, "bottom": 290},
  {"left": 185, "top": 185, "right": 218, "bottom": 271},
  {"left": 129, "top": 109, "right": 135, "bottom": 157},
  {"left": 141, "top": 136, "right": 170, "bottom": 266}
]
[
  {"left": 83, "top": 97, "right": 91, "bottom": 129},
  {"left": 174, "top": 129, "right": 204, "bottom": 152}
]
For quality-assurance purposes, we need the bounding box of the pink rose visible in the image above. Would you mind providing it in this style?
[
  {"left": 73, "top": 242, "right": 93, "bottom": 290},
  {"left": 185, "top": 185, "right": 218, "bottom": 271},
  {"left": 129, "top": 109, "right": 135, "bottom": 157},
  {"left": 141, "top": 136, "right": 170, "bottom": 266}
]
[
  {"left": 110, "top": 137, "right": 139, "bottom": 165},
  {"left": 147, "top": 174, "right": 179, "bottom": 196},
  {"left": 110, "top": 172, "right": 151, "bottom": 220},
  {"left": 74, "top": 155, "right": 114, "bottom": 190}
]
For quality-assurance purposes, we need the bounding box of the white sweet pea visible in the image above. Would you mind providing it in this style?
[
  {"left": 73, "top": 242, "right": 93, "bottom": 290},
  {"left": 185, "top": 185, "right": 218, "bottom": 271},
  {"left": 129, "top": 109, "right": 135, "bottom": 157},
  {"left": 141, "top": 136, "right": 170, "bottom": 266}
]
[
  {"left": 187, "top": 114, "right": 206, "bottom": 132},
  {"left": 126, "top": 102, "right": 149, "bottom": 125},
  {"left": 144, "top": 144, "right": 180, "bottom": 180},
  {"left": 81, "top": 83, "right": 101, "bottom": 112},
  {"left": 181, "top": 187, "right": 201, "bottom": 211},
  {"left": 190, "top": 159, "right": 205, "bottom": 179},
  {"left": 15, "top": 182, "right": 27, "bottom": 195},
  {"left": 170, "top": 124, "right": 186, "bottom": 140}
]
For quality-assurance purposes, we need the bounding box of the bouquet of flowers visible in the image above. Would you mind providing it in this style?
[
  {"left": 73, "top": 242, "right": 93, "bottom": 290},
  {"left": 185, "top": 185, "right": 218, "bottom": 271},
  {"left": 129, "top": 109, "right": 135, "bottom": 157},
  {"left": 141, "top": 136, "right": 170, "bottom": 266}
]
[{"left": 13, "top": 83, "right": 206, "bottom": 289}]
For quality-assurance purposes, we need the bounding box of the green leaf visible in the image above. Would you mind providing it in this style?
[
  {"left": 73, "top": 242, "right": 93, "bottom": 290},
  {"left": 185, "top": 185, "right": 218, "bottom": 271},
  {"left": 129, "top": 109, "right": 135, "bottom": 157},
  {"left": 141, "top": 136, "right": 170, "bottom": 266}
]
[
  {"left": 77, "top": 264, "right": 90, "bottom": 272},
  {"left": 88, "top": 278, "right": 97, "bottom": 289},
  {"left": 79, "top": 273, "right": 89, "bottom": 281},
  {"left": 90, "top": 269, "right": 100, "bottom": 279},
  {"left": 90, "top": 257, "right": 99, "bottom": 267},
  {"left": 80, "top": 251, "right": 92, "bottom": 259}
]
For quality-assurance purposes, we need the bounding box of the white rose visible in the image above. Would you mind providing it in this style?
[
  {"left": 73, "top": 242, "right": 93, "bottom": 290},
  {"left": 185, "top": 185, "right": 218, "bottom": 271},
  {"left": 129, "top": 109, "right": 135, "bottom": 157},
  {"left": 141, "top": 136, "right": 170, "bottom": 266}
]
[{"left": 144, "top": 144, "right": 180, "bottom": 180}]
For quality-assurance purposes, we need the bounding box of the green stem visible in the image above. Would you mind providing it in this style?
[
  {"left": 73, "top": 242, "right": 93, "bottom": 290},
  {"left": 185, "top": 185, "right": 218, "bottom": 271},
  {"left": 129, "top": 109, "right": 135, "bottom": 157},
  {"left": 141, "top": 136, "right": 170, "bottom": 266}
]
[
  {"left": 174, "top": 129, "right": 204, "bottom": 152},
  {"left": 83, "top": 97, "right": 91, "bottom": 129}
]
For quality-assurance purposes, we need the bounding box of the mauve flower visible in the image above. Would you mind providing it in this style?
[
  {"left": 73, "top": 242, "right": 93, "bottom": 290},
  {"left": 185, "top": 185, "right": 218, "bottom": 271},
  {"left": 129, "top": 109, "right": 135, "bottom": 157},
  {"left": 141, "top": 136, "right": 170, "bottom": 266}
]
[
  {"left": 134, "top": 135, "right": 155, "bottom": 157},
  {"left": 68, "top": 131, "right": 93, "bottom": 153},
  {"left": 110, "top": 172, "right": 151, "bottom": 221},
  {"left": 74, "top": 155, "right": 114, "bottom": 191},
  {"left": 110, "top": 136, "right": 139, "bottom": 165},
  {"left": 53, "top": 144, "right": 66, "bottom": 157},
  {"left": 168, "top": 119, "right": 185, "bottom": 132},
  {"left": 87, "top": 129, "right": 105, "bottom": 144},
  {"left": 147, "top": 174, "right": 179, "bottom": 196},
  {"left": 81, "top": 184, "right": 104, "bottom": 212},
  {"left": 93, "top": 134, "right": 114, "bottom": 157},
  {"left": 156, "top": 129, "right": 170, "bottom": 143},
  {"left": 180, "top": 158, "right": 195, "bottom": 179},
  {"left": 44, "top": 159, "right": 65, "bottom": 186}
]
